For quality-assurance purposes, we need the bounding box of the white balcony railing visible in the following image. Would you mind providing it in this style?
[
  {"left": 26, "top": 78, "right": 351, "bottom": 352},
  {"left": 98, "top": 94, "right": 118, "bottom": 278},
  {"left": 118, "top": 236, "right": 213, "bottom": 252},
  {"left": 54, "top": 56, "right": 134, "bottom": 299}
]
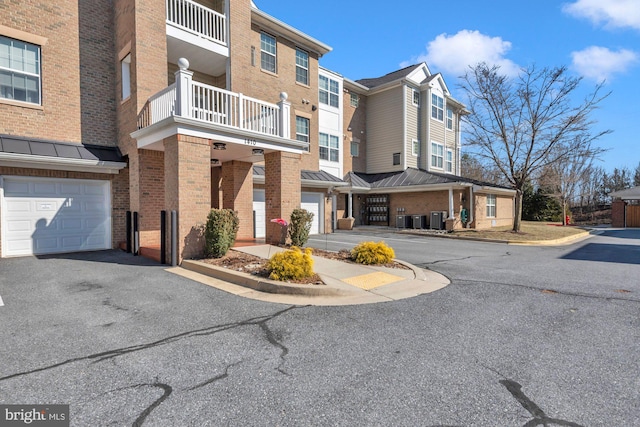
[
  {"left": 137, "top": 60, "right": 290, "bottom": 140},
  {"left": 166, "top": 0, "right": 226, "bottom": 46}
]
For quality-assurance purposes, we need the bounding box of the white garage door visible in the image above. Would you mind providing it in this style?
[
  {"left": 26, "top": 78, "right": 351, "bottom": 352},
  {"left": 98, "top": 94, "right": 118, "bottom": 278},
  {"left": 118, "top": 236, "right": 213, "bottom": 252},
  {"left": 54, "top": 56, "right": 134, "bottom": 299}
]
[
  {"left": 1, "top": 176, "right": 111, "bottom": 257},
  {"left": 301, "top": 192, "right": 322, "bottom": 235}
]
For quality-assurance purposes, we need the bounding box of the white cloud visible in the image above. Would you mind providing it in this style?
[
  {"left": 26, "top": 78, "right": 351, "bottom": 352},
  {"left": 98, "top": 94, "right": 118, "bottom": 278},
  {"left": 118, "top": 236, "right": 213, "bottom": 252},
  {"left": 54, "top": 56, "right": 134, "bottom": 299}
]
[
  {"left": 401, "top": 30, "right": 520, "bottom": 78},
  {"left": 571, "top": 46, "right": 639, "bottom": 81},
  {"left": 563, "top": 0, "right": 640, "bottom": 30}
]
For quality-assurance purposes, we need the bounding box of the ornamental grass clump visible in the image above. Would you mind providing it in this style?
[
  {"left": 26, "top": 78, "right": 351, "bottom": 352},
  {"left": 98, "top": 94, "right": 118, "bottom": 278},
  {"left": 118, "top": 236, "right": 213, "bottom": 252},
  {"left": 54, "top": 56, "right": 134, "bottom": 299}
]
[
  {"left": 204, "top": 208, "right": 239, "bottom": 258},
  {"left": 350, "top": 241, "right": 395, "bottom": 265},
  {"left": 266, "top": 246, "right": 314, "bottom": 281}
]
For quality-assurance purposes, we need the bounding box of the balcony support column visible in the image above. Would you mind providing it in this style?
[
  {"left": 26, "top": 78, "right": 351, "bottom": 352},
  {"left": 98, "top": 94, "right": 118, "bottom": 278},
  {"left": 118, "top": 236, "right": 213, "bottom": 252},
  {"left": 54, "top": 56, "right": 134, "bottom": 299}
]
[
  {"left": 277, "top": 92, "right": 291, "bottom": 139},
  {"left": 175, "top": 58, "right": 193, "bottom": 118}
]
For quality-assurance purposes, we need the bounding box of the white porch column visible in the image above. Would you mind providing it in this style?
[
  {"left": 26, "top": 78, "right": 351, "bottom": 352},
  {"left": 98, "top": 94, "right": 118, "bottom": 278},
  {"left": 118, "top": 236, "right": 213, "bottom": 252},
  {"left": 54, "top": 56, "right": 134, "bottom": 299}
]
[
  {"left": 174, "top": 58, "right": 193, "bottom": 117},
  {"left": 448, "top": 187, "right": 455, "bottom": 219},
  {"left": 277, "top": 92, "right": 291, "bottom": 139},
  {"left": 469, "top": 186, "right": 474, "bottom": 224}
]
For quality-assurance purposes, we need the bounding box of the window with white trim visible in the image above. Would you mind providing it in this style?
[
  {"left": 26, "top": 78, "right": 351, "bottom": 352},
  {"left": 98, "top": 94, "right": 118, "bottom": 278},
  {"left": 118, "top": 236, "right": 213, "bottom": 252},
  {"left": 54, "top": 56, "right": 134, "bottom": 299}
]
[
  {"left": 121, "top": 53, "right": 131, "bottom": 100},
  {"left": 431, "top": 142, "right": 444, "bottom": 168},
  {"left": 0, "top": 36, "right": 41, "bottom": 105},
  {"left": 260, "top": 32, "right": 276, "bottom": 73},
  {"left": 412, "top": 139, "right": 419, "bottom": 156},
  {"left": 296, "top": 116, "right": 309, "bottom": 143},
  {"left": 486, "top": 194, "right": 496, "bottom": 218},
  {"left": 431, "top": 93, "right": 444, "bottom": 121},
  {"left": 446, "top": 107, "right": 453, "bottom": 130},
  {"left": 319, "top": 75, "right": 339, "bottom": 108},
  {"left": 295, "top": 48, "right": 308, "bottom": 85},
  {"left": 445, "top": 149, "right": 453, "bottom": 173},
  {"left": 350, "top": 92, "right": 359, "bottom": 107},
  {"left": 412, "top": 88, "right": 420, "bottom": 106},
  {"left": 319, "top": 132, "right": 339, "bottom": 162},
  {"left": 350, "top": 140, "right": 359, "bottom": 157}
]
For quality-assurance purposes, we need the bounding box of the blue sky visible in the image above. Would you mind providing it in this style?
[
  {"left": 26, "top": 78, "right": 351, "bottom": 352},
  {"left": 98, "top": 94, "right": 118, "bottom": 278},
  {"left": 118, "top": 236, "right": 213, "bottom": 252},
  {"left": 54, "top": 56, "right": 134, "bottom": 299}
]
[{"left": 258, "top": 0, "right": 639, "bottom": 174}]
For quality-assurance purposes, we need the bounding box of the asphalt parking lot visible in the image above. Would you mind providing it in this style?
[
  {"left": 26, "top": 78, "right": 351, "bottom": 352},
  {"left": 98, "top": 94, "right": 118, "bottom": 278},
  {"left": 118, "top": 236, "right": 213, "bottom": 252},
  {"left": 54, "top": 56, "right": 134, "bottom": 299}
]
[{"left": 0, "top": 229, "right": 638, "bottom": 426}]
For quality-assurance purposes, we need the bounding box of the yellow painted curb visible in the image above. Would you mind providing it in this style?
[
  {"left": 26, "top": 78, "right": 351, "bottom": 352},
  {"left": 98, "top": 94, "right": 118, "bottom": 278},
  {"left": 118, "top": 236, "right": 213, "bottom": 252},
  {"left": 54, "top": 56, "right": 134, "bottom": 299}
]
[{"left": 343, "top": 271, "right": 405, "bottom": 290}]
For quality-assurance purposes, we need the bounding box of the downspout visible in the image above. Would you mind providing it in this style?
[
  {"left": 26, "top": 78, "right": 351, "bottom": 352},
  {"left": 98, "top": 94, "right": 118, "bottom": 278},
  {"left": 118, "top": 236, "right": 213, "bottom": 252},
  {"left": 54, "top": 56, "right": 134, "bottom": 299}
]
[
  {"left": 448, "top": 186, "right": 455, "bottom": 219},
  {"left": 348, "top": 191, "right": 353, "bottom": 218}
]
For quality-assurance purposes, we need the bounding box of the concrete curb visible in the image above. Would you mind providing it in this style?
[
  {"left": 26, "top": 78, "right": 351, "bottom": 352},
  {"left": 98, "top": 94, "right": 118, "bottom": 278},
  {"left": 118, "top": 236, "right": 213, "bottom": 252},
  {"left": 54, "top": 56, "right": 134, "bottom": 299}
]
[
  {"left": 181, "top": 260, "right": 355, "bottom": 297},
  {"left": 396, "top": 228, "right": 593, "bottom": 246}
]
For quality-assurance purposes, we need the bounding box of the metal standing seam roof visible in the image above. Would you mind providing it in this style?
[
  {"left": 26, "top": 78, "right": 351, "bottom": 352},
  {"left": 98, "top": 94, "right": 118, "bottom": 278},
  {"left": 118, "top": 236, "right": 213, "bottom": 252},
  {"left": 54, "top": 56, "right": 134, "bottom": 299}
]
[
  {"left": 252, "top": 165, "right": 346, "bottom": 184},
  {"left": 346, "top": 168, "right": 513, "bottom": 191},
  {"left": 0, "top": 135, "right": 123, "bottom": 162}
]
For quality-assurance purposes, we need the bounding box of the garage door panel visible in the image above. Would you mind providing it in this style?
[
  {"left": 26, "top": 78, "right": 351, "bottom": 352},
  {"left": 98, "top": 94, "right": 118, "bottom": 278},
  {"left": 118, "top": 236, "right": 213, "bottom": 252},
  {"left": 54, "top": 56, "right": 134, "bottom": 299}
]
[{"left": 2, "top": 177, "right": 111, "bottom": 257}]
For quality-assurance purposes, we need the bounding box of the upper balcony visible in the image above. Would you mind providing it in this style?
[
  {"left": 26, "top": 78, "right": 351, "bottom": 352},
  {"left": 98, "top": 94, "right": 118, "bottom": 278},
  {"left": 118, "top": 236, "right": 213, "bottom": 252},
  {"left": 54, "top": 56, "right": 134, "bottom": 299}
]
[
  {"left": 132, "top": 59, "right": 307, "bottom": 161},
  {"left": 166, "top": 0, "right": 228, "bottom": 76}
]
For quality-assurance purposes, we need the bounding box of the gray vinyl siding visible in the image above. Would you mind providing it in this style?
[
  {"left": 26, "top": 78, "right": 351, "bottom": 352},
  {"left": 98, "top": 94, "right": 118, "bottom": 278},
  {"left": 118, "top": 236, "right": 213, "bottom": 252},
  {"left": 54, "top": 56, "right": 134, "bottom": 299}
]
[
  {"left": 366, "top": 86, "right": 405, "bottom": 173},
  {"left": 405, "top": 86, "right": 420, "bottom": 168}
]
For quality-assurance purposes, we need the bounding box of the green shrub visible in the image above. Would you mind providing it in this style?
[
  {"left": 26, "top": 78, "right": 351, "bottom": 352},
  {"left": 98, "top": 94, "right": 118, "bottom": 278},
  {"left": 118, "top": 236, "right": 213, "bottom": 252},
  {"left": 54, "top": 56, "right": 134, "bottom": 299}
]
[
  {"left": 289, "top": 208, "right": 314, "bottom": 247},
  {"left": 350, "top": 241, "right": 395, "bottom": 265},
  {"left": 266, "top": 246, "right": 314, "bottom": 281},
  {"left": 204, "top": 209, "right": 239, "bottom": 258}
]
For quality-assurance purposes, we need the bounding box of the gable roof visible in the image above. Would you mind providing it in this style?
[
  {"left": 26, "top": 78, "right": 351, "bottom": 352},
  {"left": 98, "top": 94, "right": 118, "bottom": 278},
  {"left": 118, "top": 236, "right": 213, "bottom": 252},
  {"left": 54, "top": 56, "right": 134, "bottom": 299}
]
[
  {"left": 253, "top": 165, "right": 346, "bottom": 188},
  {"left": 610, "top": 186, "right": 640, "bottom": 200},
  {"left": 356, "top": 64, "right": 424, "bottom": 89}
]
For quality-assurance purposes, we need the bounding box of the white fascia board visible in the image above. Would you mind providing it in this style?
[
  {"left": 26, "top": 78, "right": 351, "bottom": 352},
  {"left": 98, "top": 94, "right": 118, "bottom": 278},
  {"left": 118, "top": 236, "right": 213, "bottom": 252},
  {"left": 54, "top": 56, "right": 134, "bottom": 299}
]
[
  {"left": 343, "top": 78, "right": 369, "bottom": 94},
  {"left": 0, "top": 152, "right": 126, "bottom": 174},
  {"left": 472, "top": 184, "right": 517, "bottom": 196},
  {"left": 131, "top": 116, "right": 309, "bottom": 153},
  {"left": 253, "top": 175, "right": 348, "bottom": 189},
  {"left": 338, "top": 182, "right": 473, "bottom": 194}
]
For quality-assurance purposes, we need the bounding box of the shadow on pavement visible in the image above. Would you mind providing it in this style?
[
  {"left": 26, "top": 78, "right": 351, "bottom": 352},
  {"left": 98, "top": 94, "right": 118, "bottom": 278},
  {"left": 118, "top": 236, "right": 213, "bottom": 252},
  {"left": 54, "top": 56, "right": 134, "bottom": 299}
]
[{"left": 561, "top": 243, "right": 640, "bottom": 265}]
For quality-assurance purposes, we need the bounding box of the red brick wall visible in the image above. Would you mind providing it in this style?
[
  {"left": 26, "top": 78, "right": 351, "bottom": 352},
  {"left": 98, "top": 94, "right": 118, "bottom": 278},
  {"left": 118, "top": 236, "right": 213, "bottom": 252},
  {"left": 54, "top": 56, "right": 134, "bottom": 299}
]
[
  {"left": 221, "top": 161, "right": 253, "bottom": 239},
  {"left": 343, "top": 91, "right": 367, "bottom": 174},
  {"left": 0, "top": 0, "right": 116, "bottom": 146},
  {"left": 264, "top": 151, "right": 301, "bottom": 243},
  {"left": 611, "top": 200, "right": 626, "bottom": 227},
  {"left": 138, "top": 150, "right": 164, "bottom": 246},
  {"left": 163, "top": 134, "right": 211, "bottom": 261}
]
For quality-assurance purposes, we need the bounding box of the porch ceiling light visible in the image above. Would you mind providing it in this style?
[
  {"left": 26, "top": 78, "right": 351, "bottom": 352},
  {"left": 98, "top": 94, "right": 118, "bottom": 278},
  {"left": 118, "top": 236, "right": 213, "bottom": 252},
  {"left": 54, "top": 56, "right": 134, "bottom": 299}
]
[
  {"left": 211, "top": 159, "right": 220, "bottom": 165},
  {"left": 252, "top": 148, "right": 264, "bottom": 156},
  {"left": 213, "top": 142, "right": 227, "bottom": 150}
]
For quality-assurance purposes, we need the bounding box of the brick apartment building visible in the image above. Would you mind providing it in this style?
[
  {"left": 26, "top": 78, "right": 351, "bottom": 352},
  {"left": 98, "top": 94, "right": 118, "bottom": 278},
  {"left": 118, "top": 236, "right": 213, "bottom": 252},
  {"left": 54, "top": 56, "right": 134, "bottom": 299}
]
[{"left": 0, "top": 0, "right": 514, "bottom": 260}]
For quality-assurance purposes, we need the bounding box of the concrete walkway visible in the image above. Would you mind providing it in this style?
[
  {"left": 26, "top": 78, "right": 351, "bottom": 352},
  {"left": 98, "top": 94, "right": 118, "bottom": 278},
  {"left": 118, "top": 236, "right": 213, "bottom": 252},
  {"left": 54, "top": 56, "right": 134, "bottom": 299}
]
[{"left": 169, "top": 244, "right": 449, "bottom": 306}]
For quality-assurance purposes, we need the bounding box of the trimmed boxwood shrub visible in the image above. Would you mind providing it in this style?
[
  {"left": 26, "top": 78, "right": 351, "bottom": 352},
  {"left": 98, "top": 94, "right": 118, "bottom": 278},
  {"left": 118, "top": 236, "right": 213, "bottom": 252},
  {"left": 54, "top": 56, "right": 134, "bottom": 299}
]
[
  {"left": 204, "top": 209, "right": 239, "bottom": 258},
  {"left": 266, "top": 246, "right": 314, "bottom": 281},
  {"left": 350, "top": 241, "right": 395, "bottom": 265},
  {"left": 289, "top": 208, "right": 314, "bottom": 247}
]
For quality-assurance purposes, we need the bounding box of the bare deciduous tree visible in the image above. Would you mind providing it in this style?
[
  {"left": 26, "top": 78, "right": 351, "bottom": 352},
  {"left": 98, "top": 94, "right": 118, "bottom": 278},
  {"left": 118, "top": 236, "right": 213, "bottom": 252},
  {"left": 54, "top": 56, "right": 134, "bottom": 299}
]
[{"left": 460, "top": 63, "right": 611, "bottom": 231}]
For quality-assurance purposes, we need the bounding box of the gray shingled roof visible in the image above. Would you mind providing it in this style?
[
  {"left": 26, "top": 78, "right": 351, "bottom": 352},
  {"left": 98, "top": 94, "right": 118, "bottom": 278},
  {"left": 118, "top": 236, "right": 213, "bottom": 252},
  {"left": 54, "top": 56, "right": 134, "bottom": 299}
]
[
  {"left": 0, "top": 135, "right": 123, "bottom": 162},
  {"left": 346, "top": 168, "right": 512, "bottom": 190},
  {"left": 253, "top": 165, "right": 346, "bottom": 184},
  {"left": 356, "top": 64, "right": 423, "bottom": 89}
]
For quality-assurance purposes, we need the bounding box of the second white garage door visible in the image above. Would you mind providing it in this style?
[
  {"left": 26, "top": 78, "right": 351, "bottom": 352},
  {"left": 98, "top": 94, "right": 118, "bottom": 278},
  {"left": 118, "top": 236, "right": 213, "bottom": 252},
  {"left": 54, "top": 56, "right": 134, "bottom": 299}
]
[
  {"left": 1, "top": 176, "right": 112, "bottom": 257},
  {"left": 253, "top": 190, "right": 322, "bottom": 238}
]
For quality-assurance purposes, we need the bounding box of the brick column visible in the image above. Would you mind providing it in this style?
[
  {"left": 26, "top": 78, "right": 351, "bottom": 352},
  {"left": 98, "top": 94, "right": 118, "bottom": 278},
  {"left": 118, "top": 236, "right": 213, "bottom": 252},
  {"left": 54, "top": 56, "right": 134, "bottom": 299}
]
[
  {"left": 138, "top": 149, "right": 165, "bottom": 247},
  {"left": 612, "top": 199, "right": 626, "bottom": 227},
  {"left": 164, "top": 134, "right": 211, "bottom": 262},
  {"left": 221, "top": 161, "right": 254, "bottom": 239},
  {"left": 265, "top": 151, "right": 301, "bottom": 244}
]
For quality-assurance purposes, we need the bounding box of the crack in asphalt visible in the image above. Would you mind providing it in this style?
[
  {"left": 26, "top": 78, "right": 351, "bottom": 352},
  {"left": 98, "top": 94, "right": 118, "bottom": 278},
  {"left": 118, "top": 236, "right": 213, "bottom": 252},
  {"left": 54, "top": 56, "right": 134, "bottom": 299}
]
[
  {"left": 482, "top": 365, "right": 584, "bottom": 427},
  {"left": 457, "top": 279, "right": 640, "bottom": 303},
  {"left": 415, "top": 252, "right": 512, "bottom": 268},
  {"left": 130, "top": 383, "right": 173, "bottom": 427},
  {"left": 0, "top": 305, "right": 301, "bottom": 383},
  {"left": 259, "top": 321, "right": 290, "bottom": 376},
  {"left": 187, "top": 361, "right": 242, "bottom": 391}
]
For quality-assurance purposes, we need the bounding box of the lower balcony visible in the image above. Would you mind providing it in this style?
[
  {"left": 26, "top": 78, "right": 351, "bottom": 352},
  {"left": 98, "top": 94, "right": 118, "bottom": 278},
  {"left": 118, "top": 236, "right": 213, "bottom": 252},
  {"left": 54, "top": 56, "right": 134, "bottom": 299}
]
[{"left": 132, "top": 59, "right": 307, "bottom": 161}]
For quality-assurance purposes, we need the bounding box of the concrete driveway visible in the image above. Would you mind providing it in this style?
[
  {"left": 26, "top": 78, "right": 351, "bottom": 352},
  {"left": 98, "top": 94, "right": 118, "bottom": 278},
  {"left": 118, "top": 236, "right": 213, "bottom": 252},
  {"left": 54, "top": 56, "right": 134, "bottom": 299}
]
[{"left": 1, "top": 229, "right": 639, "bottom": 426}]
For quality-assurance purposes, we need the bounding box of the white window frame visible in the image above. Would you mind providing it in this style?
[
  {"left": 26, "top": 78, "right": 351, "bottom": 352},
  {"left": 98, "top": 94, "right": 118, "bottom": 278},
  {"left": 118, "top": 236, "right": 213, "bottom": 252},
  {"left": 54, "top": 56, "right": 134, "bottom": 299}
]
[
  {"left": 121, "top": 53, "right": 131, "bottom": 101},
  {"left": 412, "top": 139, "right": 420, "bottom": 157},
  {"left": 486, "top": 194, "right": 497, "bottom": 218},
  {"left": 393, "top": 152, "right": 401, "bottom": 166},
  {"left": 319, "top": 132, "right": 339, "bottom": 162},
  {"left": 319, "top": 75, "right": 339, "bottom": 108},
  {"left": 431, "top": 93, "right": 444, "bottom": 121},
  {"left": 350, "top": 92, "right": 359, "bottom": 107},
  {"left": 446, "top": 107, "right": 453, "bottom": 130},
  {"left": 260, "top": 32, "right": 277, "bottom": 73},
  {"left": 431, "top": 142, "right": 444, "bottom": 169},
  {"left": 445, "top": 149, "right": 453, "bottom": 173},
  {"left": 295, "top": 116, "right": 309, "bottom": 143},
  {"left": 295, "top": 48, "right": 308, "bottom": 85},
  {"left": 350, "top": 140, "right": 359, "bottom": 157},
  {"left": 412, "top": 88, "right": 420, "bottom": 106},
  {"left": 0, "top": 35, "right": 41, "bottom": 105}
]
